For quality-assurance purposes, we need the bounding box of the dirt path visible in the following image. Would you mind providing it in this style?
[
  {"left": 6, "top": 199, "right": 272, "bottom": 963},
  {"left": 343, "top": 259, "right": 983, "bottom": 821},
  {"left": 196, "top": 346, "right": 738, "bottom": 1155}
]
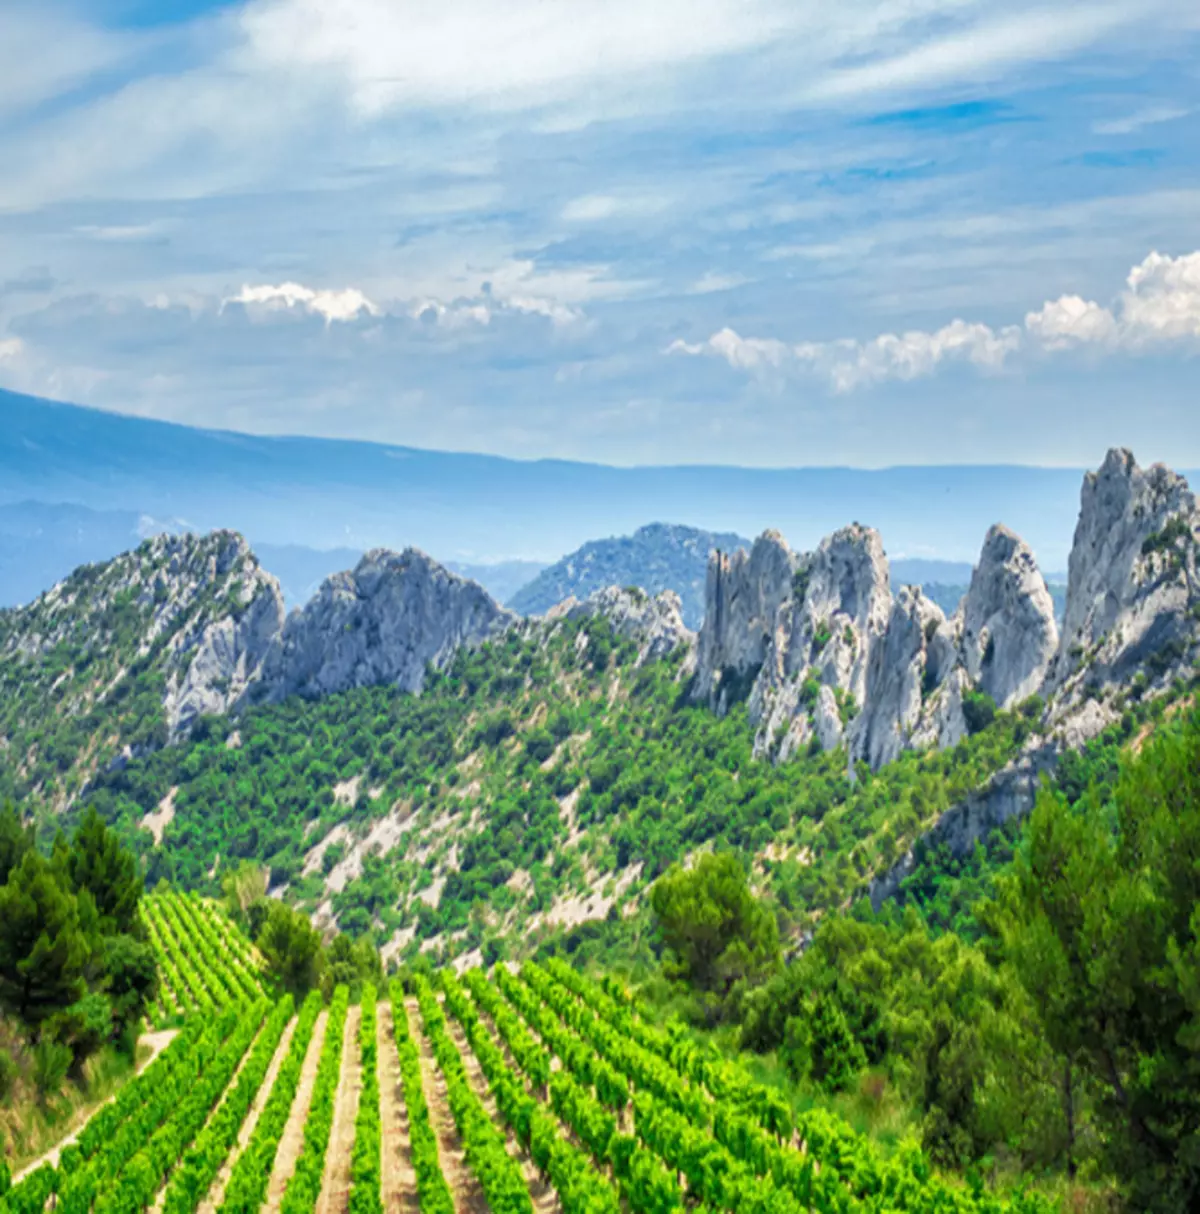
[
  {"left": 405, "top": 999, "right": 488, "bottom": 1214},
  {"left": 14, "top": 1028, "right": 179, "bottom": 1182},
  {"left": 316, "top": 1005, "right": 362, "bottom": 1214},
  {"left": 376, "top": 1003, "right": 419, "bottom": 1214},
  {"left": 442, "top": 1007, "right": 560, "bottom": 1214},
  {"left": 265, "top": 1009, "right": 330, "bottom": 1214},
  {"left": 197, "top": 1015, "right": 298, "bottom": 1214}
]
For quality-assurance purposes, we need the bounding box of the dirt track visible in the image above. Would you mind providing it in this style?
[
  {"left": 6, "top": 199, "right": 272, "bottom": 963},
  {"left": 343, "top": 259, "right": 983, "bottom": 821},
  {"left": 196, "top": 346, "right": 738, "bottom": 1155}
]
[
  {"left": 376, "top": 1003, "right": 420, "bottom": 1213},
  {"left": 316, "top": 1006, "right": 362, "bottom": 1214}
]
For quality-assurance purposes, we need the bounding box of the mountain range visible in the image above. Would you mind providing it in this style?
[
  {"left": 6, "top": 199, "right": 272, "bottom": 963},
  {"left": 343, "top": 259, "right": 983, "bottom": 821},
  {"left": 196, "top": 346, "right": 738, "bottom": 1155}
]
[
  {"left": 3, "top": 444, "right": 1196, "bottom": 964},
  {"left": 4, "top": 388, "right": 1156, "bottom": 574}
]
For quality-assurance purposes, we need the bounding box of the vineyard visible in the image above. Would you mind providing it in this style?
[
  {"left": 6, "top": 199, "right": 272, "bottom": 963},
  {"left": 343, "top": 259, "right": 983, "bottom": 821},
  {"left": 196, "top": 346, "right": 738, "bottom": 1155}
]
[{"left": 1, "top": 900, "right": 1057, "bottom": 1214}]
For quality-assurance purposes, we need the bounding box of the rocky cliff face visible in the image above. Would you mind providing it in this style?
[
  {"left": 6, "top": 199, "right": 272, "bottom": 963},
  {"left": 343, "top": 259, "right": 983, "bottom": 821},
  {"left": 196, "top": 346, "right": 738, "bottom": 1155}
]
[
  {"left": 549, "top": 585, "right": 694, "bottom": 665},
  {"left": 160, "top": 539, "right": 286, "bottom": 737},
  {"left": 251, "top": 548, "right": 517, "bottom": 703},
  {"left": 1046, "top": 449, "right": 1199, "bottom": 717},
  {"left": 961, "top": 525, "right": 1059, "bottom": 708},
  {"left": 693, "top": 505, "right": 1062, "bottom": 769}
]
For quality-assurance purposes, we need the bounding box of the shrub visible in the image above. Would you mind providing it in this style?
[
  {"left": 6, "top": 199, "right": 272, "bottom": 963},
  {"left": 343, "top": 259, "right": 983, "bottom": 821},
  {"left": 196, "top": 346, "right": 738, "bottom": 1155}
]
[{"left": 32, "top": 1037, "right": 72, "bottom": 1098}]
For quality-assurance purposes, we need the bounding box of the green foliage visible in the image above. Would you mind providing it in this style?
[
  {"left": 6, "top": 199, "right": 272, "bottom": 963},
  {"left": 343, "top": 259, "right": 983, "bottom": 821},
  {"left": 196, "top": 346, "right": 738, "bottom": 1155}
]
[
  {"left": 0, "top": 800, "right": 34, "bottom": 885},
  {"left": 348, "top": 986, "right": 382, "bottom": 1214},
  {"left": 650, "top": 853, "right": 780, "bottom": 1007},
  {"left": 31, "top": 1036, "right": 72, "bottom": 1096},
  {"left": 961, "top": 690, "right": 997, "bottom": 735},
  {"left": 0, "top": 850, "right": 89, "bottom": 1030},
  {"left": 994, "top": 705, "right": 1200, "bottom": 1212},
  {"left": 280, "top": 985, "right": 349, "bottom": 1214},
  {"left": 65, "top": 809, "right": 143, "bottom": 937},
  {"left": 257, "top": 901, "right": 324, "bottom": 998},
  {"left": 1140, "top": 513, "right": 1194, "bottom": 556}
]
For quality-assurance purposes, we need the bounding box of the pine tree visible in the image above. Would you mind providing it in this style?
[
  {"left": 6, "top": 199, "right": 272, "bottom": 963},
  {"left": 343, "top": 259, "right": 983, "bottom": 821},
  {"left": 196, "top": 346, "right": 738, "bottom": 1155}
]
[
  {"left": 66, "top": 808, "right": 142, "bottom": 937},
  {"left": 0, "top": 850, "right": 89, "bottom": 1031}
]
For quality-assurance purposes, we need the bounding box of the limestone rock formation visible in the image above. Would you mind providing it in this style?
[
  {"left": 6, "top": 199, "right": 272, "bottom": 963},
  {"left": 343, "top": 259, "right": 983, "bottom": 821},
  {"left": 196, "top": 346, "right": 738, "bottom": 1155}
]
[
  {"left": 693, "top": 531, "right": 795, "bottom": 711},
  {"left": 252, "top": 548, "right": 517, "bottom": 703},
  {"left": 1047, "top": 449, "right": 1199, "bottom": 710},
  {"left": 960, "top": 524, "right": 1058, "bottom": 708},
  {"left": 691, "top": 510, "right": 1065, "bottom": 769},
  {"left": 850, "top": 587, "right": 944, "bottom": 769},
  {"left": 163, "top": 553, "right": 286, "bottom": 737},
  {"left": 550, "top": 585, "right": 694, "bottom": 664}
]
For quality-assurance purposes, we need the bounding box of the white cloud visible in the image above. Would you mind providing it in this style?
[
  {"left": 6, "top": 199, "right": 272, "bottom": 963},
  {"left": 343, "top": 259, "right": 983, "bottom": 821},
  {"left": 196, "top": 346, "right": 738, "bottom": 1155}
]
[
  {"left": 225, "top": 282, "right": 380, "bottom": 324},
  {"left": 669, "top": 319, "right": 1019, "bottom": 389},
  {"left": 0, "top": 337, "right": 24, "bottom": 363},
  {"left": 807, "top": 6, "right": 1137, "bottom": 103},
  {"left": 238, "top": 0, "right": 795, "bottom": 114},
  {"left": 1024, "top": 295, "right": 1119, "bottom": 348},
  {"left": 1120, "top": 250, "right": 1200, "bottom": 342},
  {"left": 1092, "top": 105, "right": 1189, "bottom": 135},
  {"left": 671, "top": 248, "right": 1200, "bottom": 390},
  {"left": 667, "top": 329, "right": 789, "bottom": 371}
]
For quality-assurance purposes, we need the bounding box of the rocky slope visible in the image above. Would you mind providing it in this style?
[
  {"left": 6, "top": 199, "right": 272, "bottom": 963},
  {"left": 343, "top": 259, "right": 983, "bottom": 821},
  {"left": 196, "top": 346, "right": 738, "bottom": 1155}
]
[
  {"left": 509, "top": 522, "right": 750, "bottom": 628},
  {"left": 0, "top": 531, "right": 285, "bottom": 805},
  {"left": 547, "top": 585, "right": 694, "bottom": 665}
]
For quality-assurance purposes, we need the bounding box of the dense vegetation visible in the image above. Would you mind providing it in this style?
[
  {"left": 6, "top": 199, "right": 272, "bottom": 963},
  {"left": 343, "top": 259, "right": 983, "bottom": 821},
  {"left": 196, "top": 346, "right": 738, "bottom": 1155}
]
[
  {"left": 0, "top": 533, "right": 265, "bottom": 809},
  {"left": 0, "top": 806, "right": 156, "bottom": 1098},
  {"left": 81, "top": 616, "right": 1041, "bottom": 965},
  {"left": 635, "top": 700, "right": 1200, "bottom": 1212}
]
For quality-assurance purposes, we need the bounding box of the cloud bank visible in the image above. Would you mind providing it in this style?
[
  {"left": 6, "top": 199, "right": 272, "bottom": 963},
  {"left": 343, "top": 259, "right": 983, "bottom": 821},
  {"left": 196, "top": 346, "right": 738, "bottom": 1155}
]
[{"left": 670, "top": 250, "right": 1200, "bottom": 390}]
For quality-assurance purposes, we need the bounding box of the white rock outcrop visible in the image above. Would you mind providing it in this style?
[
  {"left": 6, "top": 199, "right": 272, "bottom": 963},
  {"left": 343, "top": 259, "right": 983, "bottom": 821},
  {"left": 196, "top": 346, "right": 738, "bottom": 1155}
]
[
  {"left": 691, "top": 510, "right": 1063, "bottom": 769},
  {"left": 960, "top": 524, "right": 1058, "bottom": 708},
  {"left": 252, "top": 548, "right": 517, "bottom": 702},
  {"left": 550, "top": 585, "right": 694, "bottom": 664},
  {"left": 1044, "top": 448, "right": 1199, "bottom": 733}
]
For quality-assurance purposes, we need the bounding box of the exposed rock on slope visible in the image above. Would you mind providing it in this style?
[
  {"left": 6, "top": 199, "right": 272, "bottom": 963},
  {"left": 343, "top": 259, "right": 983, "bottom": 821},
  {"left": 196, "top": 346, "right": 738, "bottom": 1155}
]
[
  {"left": 251, "top": 548, "right": 517, "bottom": 703},
  {"left": 0, "top": 530, "right": 284, "bottom": 802},
  {"left": 548, "top": 585, "right": 694, "bottom": 665},
  {"left": 510, "top": 522, "right": 750, "bottom": 629}
]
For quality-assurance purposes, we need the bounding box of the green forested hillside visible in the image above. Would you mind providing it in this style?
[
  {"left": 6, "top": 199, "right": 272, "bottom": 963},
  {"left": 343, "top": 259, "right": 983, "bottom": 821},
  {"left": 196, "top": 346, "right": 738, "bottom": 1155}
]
[{"left": 74, "top": 612, "right": 1050, "bottom": 965}]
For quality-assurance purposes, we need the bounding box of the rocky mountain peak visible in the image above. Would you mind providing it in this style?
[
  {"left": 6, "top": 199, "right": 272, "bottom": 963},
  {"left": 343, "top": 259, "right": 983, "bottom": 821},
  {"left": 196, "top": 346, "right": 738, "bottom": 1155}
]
[
  {"left": 249, "top": 546, "right": 518, "bottom": 704},
  {"left": 693, "top": 531, "right": 796, "bottom": 710},
  {"left": 1045, "top": 448, "right": 1198, "bottom": 718},
  {"left": 960, "top": 523, "right": 1058, "bottom": 708}
]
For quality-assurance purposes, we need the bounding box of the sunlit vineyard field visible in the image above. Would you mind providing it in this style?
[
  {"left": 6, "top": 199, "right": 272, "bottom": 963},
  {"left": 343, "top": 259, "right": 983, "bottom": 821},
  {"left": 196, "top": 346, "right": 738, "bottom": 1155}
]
[{"left": 2, "top": 906, "right": 1057, "bottom": 1214}]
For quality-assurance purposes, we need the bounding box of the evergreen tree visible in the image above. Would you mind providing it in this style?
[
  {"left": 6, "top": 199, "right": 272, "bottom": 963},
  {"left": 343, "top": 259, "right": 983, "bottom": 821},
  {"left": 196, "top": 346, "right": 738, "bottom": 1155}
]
[
  {"left": 0, "top": 850, "right": 89, "bottom": 1031},
  {"left": 997, "top": 706, "right": 1200, "bottom": 1212},
  {"left": 0, "top": 800, "right": 33, "bottom": 885},
  {"left": 66, "top": 808, "right": 142, "bottom": 937}
]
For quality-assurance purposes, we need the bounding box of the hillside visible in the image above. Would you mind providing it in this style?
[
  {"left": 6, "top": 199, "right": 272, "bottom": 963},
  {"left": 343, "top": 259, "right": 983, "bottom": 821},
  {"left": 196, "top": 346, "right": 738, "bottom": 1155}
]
[
  {"left": 5, "top": 890, "right": 1060, "bottom": 1214},
  {"left": 509, "top": 522, "right": 750, "bottom": 627},
  {"left": 4, "top": 448, "right": 1197, "bottom": 966},
  {"left": 0, "top": 531, "right": 284, "bottom": 809}
]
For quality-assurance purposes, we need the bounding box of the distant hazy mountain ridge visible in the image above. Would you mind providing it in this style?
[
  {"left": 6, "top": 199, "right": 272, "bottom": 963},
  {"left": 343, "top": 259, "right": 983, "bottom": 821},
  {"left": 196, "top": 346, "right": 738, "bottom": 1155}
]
[{"left": 509, "top": 522, "right": 750, "bottom": 628}]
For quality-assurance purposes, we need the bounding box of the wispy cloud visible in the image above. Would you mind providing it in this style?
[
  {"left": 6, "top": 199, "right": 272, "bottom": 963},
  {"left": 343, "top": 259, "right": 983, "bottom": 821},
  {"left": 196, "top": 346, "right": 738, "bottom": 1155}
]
[{"left": 1092, "top": 104, "right": 1189, "bottom": 135}]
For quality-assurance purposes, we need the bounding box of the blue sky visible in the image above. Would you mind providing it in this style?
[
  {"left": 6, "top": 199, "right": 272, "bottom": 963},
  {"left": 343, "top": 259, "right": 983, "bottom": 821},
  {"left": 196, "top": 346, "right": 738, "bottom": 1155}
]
[{"left": 0, "top": 0, "right": 1199, "bottom": 467}]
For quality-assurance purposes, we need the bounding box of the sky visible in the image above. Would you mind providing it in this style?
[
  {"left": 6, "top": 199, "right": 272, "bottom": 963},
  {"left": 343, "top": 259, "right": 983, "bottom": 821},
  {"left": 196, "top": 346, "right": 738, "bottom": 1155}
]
[{"left": 0, "top": 1, "right": 1199, "bottom": 468}]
